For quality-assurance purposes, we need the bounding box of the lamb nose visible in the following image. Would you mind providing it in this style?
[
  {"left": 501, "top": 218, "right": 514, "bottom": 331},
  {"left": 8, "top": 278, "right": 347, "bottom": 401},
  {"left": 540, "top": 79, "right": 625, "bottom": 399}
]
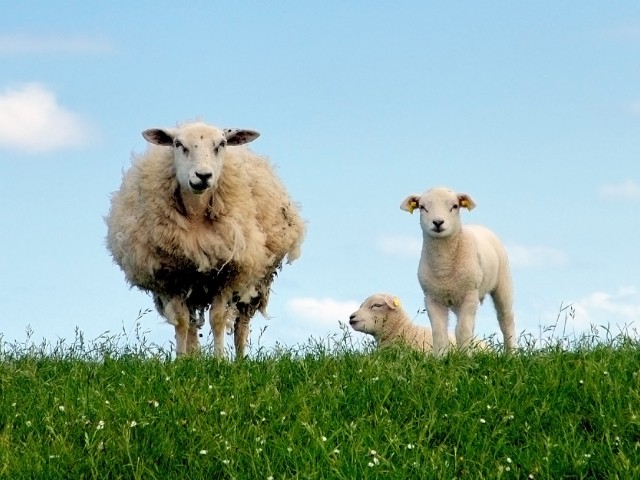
[
  {"left": 349, "top": 314, "right": 355, "bottom": 321},
  {"left": 433, "top": 220, "right": 444, "bottom": 228},
  {"left": 196, "top": 172, "right": 212, "bottom": 182}
]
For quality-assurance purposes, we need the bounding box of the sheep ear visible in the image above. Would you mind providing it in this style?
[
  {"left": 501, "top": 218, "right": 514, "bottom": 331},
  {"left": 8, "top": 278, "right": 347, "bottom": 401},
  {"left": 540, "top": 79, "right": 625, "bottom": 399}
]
[
  {"left": 142, "top": 128, "right": 175, "bottom": 146},
  {"left": 224, "top": 128, "right": 260, "bottom": 146},
  {"left": 458, "top": 194, "right": 476, "bottom": 211},
  {"left": 400, "top": 195, "right": 420, "bottom": 214}
]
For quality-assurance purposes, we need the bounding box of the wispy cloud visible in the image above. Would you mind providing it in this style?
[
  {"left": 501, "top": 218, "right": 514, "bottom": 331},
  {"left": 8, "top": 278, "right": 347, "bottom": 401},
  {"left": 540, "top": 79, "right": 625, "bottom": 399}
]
[
  {"left": 506, "top": 244, "right": 569, "bottom": 268},
  {"left": 571, "top": 286, "right": 640, "bottom": 333},
  {"left": 0, "top": 33, "right": 113, "bottom": 55},
  {"left": 598, "top": 179, "right": 640, "bottom": 201},
  {"left": 286, "top": 297, "right": 360, "bottom": 328},
  {"left": 0, "top": 83, "right": 96, "bottom": 153},
  {"left": 376, "top": 234, "right": 422, "bottom": 259}
]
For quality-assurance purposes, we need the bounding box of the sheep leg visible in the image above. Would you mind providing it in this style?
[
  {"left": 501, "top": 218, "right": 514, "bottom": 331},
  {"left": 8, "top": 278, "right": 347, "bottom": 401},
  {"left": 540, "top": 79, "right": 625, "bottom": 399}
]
[
  {"left": 163, "top": 297, "right": 190, "bottom": 356},
  {"left": 233, "top": 315, "right": 250, "bottom": 360},
  {"left": 453, "top": 291, "right": 480, "bottom": 353},
  {"left": 425, "top": 297, "right": 450, "bottom": 357},
  {"left": 492, "top": 286, "right": 516, "bottom": 353},
  {"left": 186, "top": 322, "right": 200, "bottom": 354},
  {"left": 209, "top": 300, "right": 228, "bottom": 358}
]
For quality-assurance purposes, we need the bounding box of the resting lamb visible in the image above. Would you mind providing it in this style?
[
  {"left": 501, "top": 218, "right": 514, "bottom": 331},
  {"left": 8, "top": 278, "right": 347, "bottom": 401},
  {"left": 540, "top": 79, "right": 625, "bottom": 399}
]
[
  {"left": 400, "top": 186, "right": 516, "bottom": 356},
  {"left": 106, "top": 121, "right": 305, "bottom": 358},
  {"left": 349, "top": 293, "right": 456, "bottom": 352}
]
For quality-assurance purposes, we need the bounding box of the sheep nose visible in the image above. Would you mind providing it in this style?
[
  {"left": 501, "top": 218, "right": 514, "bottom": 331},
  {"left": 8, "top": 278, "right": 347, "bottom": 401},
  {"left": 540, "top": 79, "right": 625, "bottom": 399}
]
[
  {"left": 433, "top": 219, "right": 444, "bottom": 229},
  {"left": 195, "top": 171, "right": 212, "bottom": 182},
  {"left": 349, "top": 314, "right": 356, "bottom": 322}
]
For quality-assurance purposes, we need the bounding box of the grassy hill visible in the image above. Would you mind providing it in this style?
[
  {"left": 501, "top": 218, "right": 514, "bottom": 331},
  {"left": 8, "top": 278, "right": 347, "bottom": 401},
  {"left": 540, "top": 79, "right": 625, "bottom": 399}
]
[{"left": 1, "top": 327, "right": 639, "bottom": 479}]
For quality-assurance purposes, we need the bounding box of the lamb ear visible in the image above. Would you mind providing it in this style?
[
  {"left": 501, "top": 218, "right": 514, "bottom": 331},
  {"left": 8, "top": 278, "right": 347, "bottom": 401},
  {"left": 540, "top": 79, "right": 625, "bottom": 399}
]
[
  {"left": 224, "top": 128, "right": 260, "bottom": 146},
  {"left": 142, "top": 128, "right": 175, "bottom": 146},
  {"left": 400, "top": 195, "right": 420, "bottom": 214},
  {"left": 458, "top": 193, "right": 476, "bottom": 211},
  {"left": 384, "top": 295, "right": 401, "bottom": 310}
]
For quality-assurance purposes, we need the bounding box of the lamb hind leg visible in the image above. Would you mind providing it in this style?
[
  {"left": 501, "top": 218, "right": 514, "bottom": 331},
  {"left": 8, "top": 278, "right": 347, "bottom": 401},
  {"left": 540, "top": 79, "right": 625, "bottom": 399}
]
[{"left": 492, "top": 286, "right": 516, "bottom": 352}]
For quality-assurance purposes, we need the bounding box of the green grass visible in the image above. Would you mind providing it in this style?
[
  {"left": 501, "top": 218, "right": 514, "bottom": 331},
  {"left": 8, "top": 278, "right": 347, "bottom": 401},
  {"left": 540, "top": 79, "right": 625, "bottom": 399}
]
[{"left": 1, "top": 324, "right": 640, "bottom": 479}]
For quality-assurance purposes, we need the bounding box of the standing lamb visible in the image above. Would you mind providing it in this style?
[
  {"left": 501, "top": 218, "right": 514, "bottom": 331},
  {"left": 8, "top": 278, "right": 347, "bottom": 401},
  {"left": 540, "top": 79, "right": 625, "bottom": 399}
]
[
  {"left": 106, "top": 121, "right": 305, "bottom": 358},
  {"left": 349, "top": 293, "right": 456, "bottom": 352},
  {"left": 400, "top": 186, "right": 516, "bottom": 356}
]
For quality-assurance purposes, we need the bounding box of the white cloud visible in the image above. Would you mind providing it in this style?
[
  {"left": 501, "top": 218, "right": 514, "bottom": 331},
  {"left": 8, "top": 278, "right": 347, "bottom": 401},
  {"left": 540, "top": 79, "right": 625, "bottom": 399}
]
[
  {"left": 286, "top": 297, "right": 360, "bottom": 328},
  {"left": 598, "top": 179, "right": 640, "bottom": 201},
  {"left": 376, "top": 234, "right": 422, "bottom": 259},
  {"left": 0, "top": 83, "right": 96, "bottom": 153},
  {"left": 506, "top": 244, "right": 569, "bottom": 268},
  {"left": 0, "top": 33, "right": 113, "bottom": 55},
  {"left": 571, "top": 286, "right": 640, "bottom": 333}
]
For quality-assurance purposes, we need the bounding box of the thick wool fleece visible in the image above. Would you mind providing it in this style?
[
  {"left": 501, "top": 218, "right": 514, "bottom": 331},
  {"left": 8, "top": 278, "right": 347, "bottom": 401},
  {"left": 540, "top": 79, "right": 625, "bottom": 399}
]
[{"left": 106, "top": 142, "right": 305, "bottom": 313}]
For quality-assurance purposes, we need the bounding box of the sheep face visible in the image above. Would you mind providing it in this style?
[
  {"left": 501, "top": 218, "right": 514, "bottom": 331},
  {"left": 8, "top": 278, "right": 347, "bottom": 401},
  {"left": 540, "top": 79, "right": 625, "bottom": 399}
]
[
  {"left": 401, "top": 187, "right": 476, "bottom": 239},
  {"left": 349, "top": 293, "right": 400, "bottom": 335},
  {"left": 142, "top": 123, "right": 260, "bottom": 195}
]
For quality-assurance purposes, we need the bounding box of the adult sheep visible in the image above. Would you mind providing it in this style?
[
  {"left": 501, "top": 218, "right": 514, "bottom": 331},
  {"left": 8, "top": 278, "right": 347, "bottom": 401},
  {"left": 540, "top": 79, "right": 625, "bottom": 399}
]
[
  {"left": 349, "top": 293, "right": 456, "bottom": 352},
  {"left": 400, "top": 186, "right": 516, "bottom": 356},
  {"left": 106, "top": 121, "right": 306, "bottom": 358}
]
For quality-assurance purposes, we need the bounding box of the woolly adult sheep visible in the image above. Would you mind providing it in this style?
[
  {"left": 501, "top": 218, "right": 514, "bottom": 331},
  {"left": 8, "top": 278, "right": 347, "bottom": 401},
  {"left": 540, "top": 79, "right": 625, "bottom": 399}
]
[
  {"left": 349, "top": 293, "right": 456, "bottom": 352},
  {"left": 106, "top": 121, "right": 305, "bottom": 358},
  {"left": 400, "top": 186, "right": 516, "bottom": 356}
]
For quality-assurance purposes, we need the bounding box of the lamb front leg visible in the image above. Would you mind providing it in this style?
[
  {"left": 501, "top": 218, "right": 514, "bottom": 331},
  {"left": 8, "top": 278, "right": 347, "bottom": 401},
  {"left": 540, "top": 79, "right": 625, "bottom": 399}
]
[
  {"left": 453, "top": 290, "right": 480, "bottom": 352},
  {"left": 425, "top": 296, "right": 450, "bottom": 357}
]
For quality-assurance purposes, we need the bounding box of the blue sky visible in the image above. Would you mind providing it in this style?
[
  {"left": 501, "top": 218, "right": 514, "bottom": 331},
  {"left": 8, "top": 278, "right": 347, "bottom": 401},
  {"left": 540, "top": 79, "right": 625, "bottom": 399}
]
[{"left": 1, "top": 1, "right": 639, "bottom": 353}]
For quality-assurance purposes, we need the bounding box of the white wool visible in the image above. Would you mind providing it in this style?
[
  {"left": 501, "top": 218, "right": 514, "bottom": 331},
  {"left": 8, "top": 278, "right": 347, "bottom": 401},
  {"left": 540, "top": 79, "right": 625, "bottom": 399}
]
[{"left": 106, "top": 122, "right": 306, "bottom": 358}]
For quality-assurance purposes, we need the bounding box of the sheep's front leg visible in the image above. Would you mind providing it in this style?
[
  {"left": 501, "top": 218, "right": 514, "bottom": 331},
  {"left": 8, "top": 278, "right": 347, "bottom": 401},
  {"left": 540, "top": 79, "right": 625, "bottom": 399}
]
[
  {"left": 162, "top": 297, "right": 190, "bottom": 356},
  {"left": 209, "top": 299, "right": 229, "bottom": 358},
  {"left": 453, "top": 291, "right": 480, "bottom": 352},
  {"left": 425, "top": 296, "right": 450, "bottom": 357}
]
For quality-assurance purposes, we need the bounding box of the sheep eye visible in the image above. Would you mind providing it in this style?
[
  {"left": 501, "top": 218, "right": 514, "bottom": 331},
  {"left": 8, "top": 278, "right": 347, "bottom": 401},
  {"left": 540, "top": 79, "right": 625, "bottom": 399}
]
[
  {"left": 174, "top": 140, "right": 188, "bottom": 153},
  {"left": 420, "top": 206, "right": 428, "bottom": 212},
  {"left": 371, "top": 303, "right": 384, "bottom": 309},
  {"left": 451, "top": 204, "right": 459, "bottom": 211}
]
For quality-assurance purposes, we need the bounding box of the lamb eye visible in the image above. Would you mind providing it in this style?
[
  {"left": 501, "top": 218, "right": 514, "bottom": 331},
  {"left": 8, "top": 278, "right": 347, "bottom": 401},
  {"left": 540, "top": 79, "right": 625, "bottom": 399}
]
[
  {"left": 451, "top": 204, "right": 459, "bottom": 211},
  {"left": 371, "top": 303, "right": 384, "bottom": 309},
  {"left": 420, "top": 206, "right": 428, "bottom": 212}
]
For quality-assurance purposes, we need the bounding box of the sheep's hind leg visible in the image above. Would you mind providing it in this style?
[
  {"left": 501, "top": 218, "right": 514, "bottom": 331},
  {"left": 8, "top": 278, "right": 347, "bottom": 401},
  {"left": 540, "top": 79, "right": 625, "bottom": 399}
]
[
  {"left": 186, "top": 309, "right": 204, "bottom": 354},
  {"left": 234, "top": 313, "right": 250, "bottom": 360},
  {"left": 209, "top": 299, "right": 229, "bottom": 358}
]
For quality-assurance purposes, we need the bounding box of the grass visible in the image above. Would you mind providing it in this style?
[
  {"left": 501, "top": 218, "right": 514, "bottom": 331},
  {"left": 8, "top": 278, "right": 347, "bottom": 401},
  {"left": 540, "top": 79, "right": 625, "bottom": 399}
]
[{"left": 1, "top": 321, "right": 640, "bottom": 479}]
